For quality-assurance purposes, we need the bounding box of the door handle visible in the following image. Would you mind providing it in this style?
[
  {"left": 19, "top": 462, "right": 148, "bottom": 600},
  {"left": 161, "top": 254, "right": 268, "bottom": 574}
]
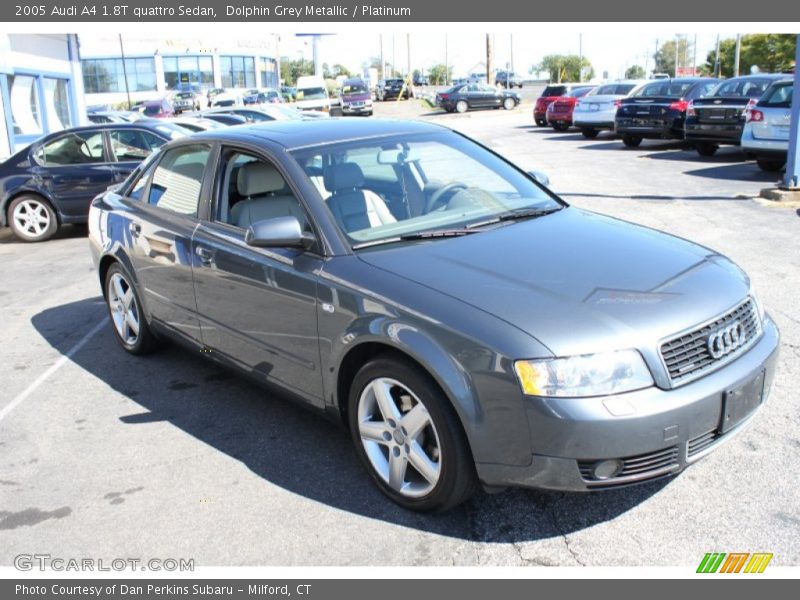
[
  {"left": 128, "top": 222, "right": 141, "bottom": 237},
  {"left": 195, "top": 246, "right": 214, "bottom": 265}
]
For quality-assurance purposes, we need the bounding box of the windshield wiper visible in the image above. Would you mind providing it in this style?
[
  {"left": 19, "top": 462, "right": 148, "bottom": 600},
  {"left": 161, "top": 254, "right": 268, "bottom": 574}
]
[
  {"left": 351, "top": 228, "right": 481, "bottom": 250},
  {"left": 495, "top": 206, "right": 563, "bottom": 221}
]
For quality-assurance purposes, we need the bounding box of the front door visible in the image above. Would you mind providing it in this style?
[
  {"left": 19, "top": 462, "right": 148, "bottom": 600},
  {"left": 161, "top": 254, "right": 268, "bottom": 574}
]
[{"left": 191, "top": 148, "right": 324, "bottom": 405}]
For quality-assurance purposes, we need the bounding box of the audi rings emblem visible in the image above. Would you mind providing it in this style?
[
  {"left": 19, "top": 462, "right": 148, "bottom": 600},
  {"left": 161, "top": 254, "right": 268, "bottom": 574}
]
[{"left": 707, "top": 321, "right": 747, "bottom": 359}]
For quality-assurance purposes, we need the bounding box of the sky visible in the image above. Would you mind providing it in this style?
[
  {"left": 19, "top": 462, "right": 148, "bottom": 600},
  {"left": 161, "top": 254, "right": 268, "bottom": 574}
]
[{"left": 280, "top": 30, "right": 724, "bottom": 80}]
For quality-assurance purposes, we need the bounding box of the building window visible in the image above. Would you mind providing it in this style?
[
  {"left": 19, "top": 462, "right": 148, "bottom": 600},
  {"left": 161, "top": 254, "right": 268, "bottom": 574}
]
[
  {"left": 7, "top": 74, "right": 42, "bottom": 136},
  {"left": 43, "top": 78, "right": 72, "bottom": 132},
  {"left": 221, "top": 56, "right": 255, "bottom": 88},
  {"left": 259, "top": 57, "right": 278, "bottom": 88},
  {"left": 82, "top": 58, "right": 157, "bottom": 93},
  {"left": 163, "top": 55, "right": 214, "bottom": 90}
]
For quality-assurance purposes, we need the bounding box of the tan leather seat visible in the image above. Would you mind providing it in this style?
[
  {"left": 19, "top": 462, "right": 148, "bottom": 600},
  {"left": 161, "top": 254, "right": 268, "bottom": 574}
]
[
  {"left": 323, "top": 163, "right": 396, "bottom": 233},
  {"left": 231, "top": 162, "right": 304, "bottom": 228}
]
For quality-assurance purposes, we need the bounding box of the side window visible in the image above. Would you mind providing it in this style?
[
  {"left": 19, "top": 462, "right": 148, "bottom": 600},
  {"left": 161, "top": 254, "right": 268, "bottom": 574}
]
[
  {"left": 126, "top": 156, "right": 160, "bottom": 201},
  {"left": 110, "top": 129, "right": 166, "bottom": 161},
  {"left": 36, "top": 131, "right": 106, "bottom": 166},
  {"left": 216, "top": 149, "right": 306, "bottom": 230},
  {"left": 147, "top": 144, "right": 211, "bottom": 217}
]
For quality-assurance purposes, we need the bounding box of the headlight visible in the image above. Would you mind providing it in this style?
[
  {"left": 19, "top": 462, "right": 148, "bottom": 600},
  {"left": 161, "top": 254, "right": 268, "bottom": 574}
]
[{"left": 514, "top": 349, "right": 653, "bottom": 397}]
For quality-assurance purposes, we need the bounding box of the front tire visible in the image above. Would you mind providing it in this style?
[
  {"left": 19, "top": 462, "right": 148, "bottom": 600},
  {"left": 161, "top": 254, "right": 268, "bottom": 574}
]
[
  {"left": 8, "top": 194, "right": 58, "bottom": 242},
  {"left": 104, "top": 263, "right": 159, "bottom": 355},
  {"left": 503, "top": 97, "right": 516, "bottom": 110},
  {"left": 348, "top": 356, "right": 477, "bottom": 512},
  {"left": 552, "top": 122, "right": 570, "bottom": 132},
  {"left": 756, "top": 158, "right": 784, "bottom": 172},
  {"left": 622, "top": 134, "right": 643, "bottom": 148},
  {"left": 455, "top": 100, "right": 468, "bottom": 114}
]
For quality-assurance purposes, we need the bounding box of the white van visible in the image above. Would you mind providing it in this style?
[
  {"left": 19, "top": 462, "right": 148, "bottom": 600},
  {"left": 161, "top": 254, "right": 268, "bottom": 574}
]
[{"left": 295, "top": 76, "right": 331, "bottom": 112}]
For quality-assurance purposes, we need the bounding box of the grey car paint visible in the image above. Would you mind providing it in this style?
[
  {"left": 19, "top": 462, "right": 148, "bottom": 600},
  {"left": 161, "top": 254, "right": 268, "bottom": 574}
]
[{"left": 88, "top": 119, "right": 779, "bottom": 498}]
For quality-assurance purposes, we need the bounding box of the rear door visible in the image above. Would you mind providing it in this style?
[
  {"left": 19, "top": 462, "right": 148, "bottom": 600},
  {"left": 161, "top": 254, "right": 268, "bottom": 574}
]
[
  {"left": 31, "top": 128, "right": 116, "bottom": 221},
  {"left": 127, "top": 142, "right": 214, "bottom": 341}
]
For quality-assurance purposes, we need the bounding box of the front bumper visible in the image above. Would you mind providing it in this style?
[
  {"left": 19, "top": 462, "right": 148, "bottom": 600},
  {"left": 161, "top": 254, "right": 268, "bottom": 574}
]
[
  {"left": 477, "top": 317, "right": 779, "bottom": 491},
  {"left": 341, "top": 103, "right": 372, "bottom": 114}
]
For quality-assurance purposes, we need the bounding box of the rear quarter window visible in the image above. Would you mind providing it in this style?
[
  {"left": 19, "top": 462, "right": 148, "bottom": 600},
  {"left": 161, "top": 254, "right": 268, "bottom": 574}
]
[{"left": 759, "top": 84, "right": 793, "bottom": 108}]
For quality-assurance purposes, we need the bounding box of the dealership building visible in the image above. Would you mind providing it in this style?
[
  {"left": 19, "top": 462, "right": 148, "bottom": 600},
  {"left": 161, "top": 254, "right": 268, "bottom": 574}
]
[
  {"left": 78, "top": 35, "right": 281, "bottom": 109},
  {"left": 0, "top": 34, "right": 86, "bottom": 159}
]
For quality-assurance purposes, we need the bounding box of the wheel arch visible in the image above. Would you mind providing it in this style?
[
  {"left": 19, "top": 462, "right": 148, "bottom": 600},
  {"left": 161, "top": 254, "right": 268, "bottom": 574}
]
[{"left": 3, "top": 189, "right": 61, "bottom": 228}]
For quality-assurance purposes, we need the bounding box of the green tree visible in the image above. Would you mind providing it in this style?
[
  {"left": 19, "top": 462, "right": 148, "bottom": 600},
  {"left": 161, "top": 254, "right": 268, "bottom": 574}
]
[
  {"left": 702, "top": 34, "right": 796, "bottom": 77},
  {"left": 537, "top": 54, "right": 593, "bottom": 83},
  {"left": 625, "top": 65, "right": 646, "bottom": 79},
  {"left": 280, "top": 57, "right": 314, "bottom": 86},
  {"left": 653, "top": 37, "right": 695, "bottom": 76},
  {"left": 428, "top": 64, "right": 453, "bottom": 85}
]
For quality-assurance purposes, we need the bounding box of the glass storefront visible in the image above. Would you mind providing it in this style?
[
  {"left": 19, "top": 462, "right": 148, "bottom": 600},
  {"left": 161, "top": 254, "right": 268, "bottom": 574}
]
[
  {"left": 259, "top": 57, "right": 278, "bottom": 89},
  {"left": 5, "top": 74, "right": 73, "bottom": 144},
  {"left": 220, "top": 56, "right": 256, "bottom": 88},
  {"left": 163, "top": 55, "right": 214, "bottom": 90},
  {"left": 82, "top": 57, "right": 157, "bottom": 93}
]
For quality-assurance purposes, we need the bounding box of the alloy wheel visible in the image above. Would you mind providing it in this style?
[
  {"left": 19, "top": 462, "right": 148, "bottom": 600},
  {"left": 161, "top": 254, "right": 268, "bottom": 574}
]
[
  {"left": 12, "top": 199, "right": 51, "bottom": 239},
  {"left": 356, "top": 377, "right": 442, "bottom": 498},
  {"left": 107, "top": 272, "right": 141, "bottom": 346}
]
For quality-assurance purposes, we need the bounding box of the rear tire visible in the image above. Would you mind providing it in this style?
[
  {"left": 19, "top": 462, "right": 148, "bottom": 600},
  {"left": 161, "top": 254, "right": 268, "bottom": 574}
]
[
  {"left": 756, "top": 158, "right": 784, "bottom": 172},
  {"left": 622, "top": 134, "right": 643, "bottom": 148},
  {"left": 503, "top": 97, "right": 516, "bottom": 110},
  {"left": 104, "top": 262, "right": 159, "bottom": 356},
  {"left": 8, "top": 194, "right": 58, "bottom": 242},
  {"left": 348, "top": 356, "right": 477, "bottom": 512},
  {"left": 581, "top": 128, "right": 599, "bottom": 139},
  {"left": 455, "top": 100, "right": 468, "bottom": 114},
  {"left": 695, "top": 142, "right": 718, "bottom": 157},
  {"left": 552, "top": 122, "right": 570, "bottom": 132},
  {"left": 535, "top": 118, "right": 547, "bottom": 127}
]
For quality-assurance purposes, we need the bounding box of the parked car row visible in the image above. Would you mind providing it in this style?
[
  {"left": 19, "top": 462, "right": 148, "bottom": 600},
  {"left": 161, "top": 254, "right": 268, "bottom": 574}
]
[{"left": 538, "top": 74, "right": 795, "bottom": 172}]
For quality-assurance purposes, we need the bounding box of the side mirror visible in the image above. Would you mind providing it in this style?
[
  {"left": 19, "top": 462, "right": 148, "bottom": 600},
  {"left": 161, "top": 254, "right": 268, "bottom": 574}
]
[
  {"left": 528, "top": 170, "right": 550, "bottom": 187},
  {"left": 245, "top": 216, "right": 315, "bottom": 250}
]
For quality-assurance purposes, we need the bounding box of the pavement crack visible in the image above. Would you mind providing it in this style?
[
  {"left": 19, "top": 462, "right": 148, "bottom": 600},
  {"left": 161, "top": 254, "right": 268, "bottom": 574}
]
[{"left": 548, "top": 493, "right": 586, "bottom": 566}]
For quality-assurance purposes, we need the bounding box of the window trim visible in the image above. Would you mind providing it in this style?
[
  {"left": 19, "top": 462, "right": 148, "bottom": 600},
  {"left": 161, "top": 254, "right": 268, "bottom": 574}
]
[
  {"left": 140, "top": 142, "right": 215, "bottom": 219},
  {"left": 33, "top": 128, "right": 112, "bottom": 167}
]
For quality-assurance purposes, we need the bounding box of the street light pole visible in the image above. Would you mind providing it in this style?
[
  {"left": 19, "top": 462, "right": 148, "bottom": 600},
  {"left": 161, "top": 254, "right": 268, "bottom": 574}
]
[
  {"left": 782, "top": 35, "right": 800, "bottom": 189},
  {"left": 118, "top": 34, "right": 132, "bottom": 110}
]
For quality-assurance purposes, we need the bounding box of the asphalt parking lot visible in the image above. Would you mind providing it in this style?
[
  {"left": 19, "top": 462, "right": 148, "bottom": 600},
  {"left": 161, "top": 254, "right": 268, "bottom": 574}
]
[{"left": 1, "top": 100, "right": 799, "bottom": 568}]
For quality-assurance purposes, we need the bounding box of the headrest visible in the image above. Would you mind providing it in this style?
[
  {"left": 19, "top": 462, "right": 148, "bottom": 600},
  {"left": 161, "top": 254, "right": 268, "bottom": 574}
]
[
  {"left": 237, "top": 161, "right": 285, "bottom": 196},
  {"left": 323, "top": 162, "right": 364, "bottom": 192}
]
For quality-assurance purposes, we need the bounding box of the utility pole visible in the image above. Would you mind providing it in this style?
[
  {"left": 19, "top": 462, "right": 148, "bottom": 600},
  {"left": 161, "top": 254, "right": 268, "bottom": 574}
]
[
  {"left": 654, "top": 38, "right": 659, "bottom": 75},
  {"left": 734, "top": 34, "right": 742, "bottom": 77},
  {"left": 674, "top": 34, "right": 679, "bottom": 77},
  {"left": 118, "top": 34, "right": 132, "bottom": 110},
  {"left": 379, "top": 33, "right": 384, "bottom": 80},
  {"left": 714, "top": 34, "right": 721, "bottom": 77},
  {"left": 509, "top": 33, "right": 514, "bottom": 88},
  {"left": 444, "top": 34, "right": 449, "bottom": 86},
  {"left": 578, "top": 33, "right": 583, "bottom": 82},
  {"left": 486, "top": 34, "right": 493, "bottom": 84},
  {"left": 392, "top": 34, "right": 396, "bottom": 77},
  {"left": 693, "top": 34, "right": 697, "bottom": 75}
]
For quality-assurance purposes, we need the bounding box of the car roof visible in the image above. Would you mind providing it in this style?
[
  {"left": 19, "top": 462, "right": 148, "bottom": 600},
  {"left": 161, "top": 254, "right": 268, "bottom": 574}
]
[{"left": 186, "top": 118, "right": 447, "bottom": 150}]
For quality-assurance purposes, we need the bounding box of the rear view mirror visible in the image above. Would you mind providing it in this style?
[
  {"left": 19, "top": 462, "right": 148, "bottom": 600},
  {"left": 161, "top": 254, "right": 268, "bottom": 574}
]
[
  {"left": 528, "top": 170, "right": 550, "bottom": 186},
  {"left": 245, "top": 216, "right": 315, "bottom": 250}
]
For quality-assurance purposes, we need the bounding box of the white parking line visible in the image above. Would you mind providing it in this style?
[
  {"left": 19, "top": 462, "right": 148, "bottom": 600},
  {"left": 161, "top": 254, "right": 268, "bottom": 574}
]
[{"left": 0, "top": 319, "right": 107, "bottom": 423}]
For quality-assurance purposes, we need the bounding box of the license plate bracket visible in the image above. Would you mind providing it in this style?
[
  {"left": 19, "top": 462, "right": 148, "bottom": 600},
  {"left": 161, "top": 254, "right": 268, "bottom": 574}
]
[{"left": 720, "top": 370, "right": 765, "bottom": 433}]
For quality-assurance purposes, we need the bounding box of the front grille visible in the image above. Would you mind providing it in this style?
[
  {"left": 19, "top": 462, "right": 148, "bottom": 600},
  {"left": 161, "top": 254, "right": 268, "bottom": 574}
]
[
  {"left": 660, "top": 298, "right": 761, "bottom": 385},
  {"left": 687, "top": 429, "right": 721, "bottom": 459},
  {"left": 578, "top": 445, "right": 679, "bottom": 486}
]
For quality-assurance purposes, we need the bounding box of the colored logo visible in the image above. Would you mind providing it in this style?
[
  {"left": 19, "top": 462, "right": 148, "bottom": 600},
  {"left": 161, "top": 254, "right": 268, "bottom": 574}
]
[{"left": 697, "top": 552, "right": 773, "bottom": 573}]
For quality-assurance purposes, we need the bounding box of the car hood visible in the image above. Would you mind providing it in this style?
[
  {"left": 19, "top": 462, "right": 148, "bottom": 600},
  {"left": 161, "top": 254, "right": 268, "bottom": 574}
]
[{"left": 357, "top": 208, "right": 750, "bottom": 357}]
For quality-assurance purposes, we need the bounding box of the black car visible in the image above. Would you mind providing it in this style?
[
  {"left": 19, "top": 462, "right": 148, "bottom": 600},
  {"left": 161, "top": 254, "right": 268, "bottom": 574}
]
[
  {"left": 495, "top": 71, "right": 523, "bottom": 88},
  {"left": 413, "top": 74, "right": 430, "bottom": 86},
  {"left": 0, "top": 122, "right": 185, "bottom": 242},
  {"left": 436, "top": 83, "right": 520, "bottom": 113},
  {"left": 683, "top": 74, "right": 787, "bottom": 157},
  {"left": 376, "top": 78, "right": 411, "bottom": 101},
  {"left": 615, "top": 78, "right": 719, "bottom": 147}
]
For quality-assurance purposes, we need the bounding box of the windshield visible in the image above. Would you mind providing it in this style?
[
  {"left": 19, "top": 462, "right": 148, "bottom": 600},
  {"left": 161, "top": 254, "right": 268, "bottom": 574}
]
[
  {"left": 711, "top": 78, "right": 773, "bottom": 98},
  {"left": 591, "top": 83, "right": 636, "bottom": 96},
  {"left": 143, "top": 104, "right": 163, "bottom": 115},
  {"left": 632, "top": 81, "right": 693, "bottom": 98},
  {"left": 759, "top": 82, "right": 793, "bottom": 108},
  {"left": 299, "top": 87, "right": 328, "bottom": 100},
  {"left": 542, "top": 85, "right": 567, "bottom": 97},
  {"left": 290, "top": 132, "right": 562, "bottom": 248},
  {"left": 343, "top": 83, "right": 368, "bottom": 94}
]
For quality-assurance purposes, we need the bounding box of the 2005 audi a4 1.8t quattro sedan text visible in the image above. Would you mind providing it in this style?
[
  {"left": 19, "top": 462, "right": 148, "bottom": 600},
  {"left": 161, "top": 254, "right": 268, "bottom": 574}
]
[{"left": 88, "top": 119, "right": 779, "bottom": 512}]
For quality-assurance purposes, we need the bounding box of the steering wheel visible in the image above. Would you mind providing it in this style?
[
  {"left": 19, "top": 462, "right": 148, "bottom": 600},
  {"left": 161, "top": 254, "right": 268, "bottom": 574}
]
[{"left": 425, "top": 182, "right": 468, "bottom": 214}]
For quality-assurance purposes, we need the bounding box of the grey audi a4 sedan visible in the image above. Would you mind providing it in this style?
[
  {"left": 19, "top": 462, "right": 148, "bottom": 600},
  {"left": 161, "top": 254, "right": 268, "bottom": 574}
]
[{"left": 88, "top": 119, "right": 779, "bottom": 512}]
